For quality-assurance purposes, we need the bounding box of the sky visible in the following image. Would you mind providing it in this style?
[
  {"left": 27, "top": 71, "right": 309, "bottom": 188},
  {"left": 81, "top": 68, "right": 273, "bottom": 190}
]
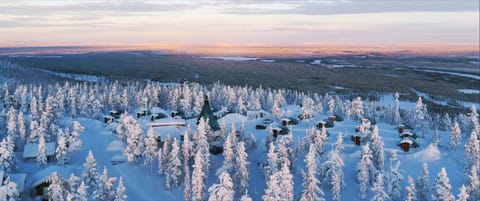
[{"left": 0, "top": 0, "right": 479, "bottom": 53}]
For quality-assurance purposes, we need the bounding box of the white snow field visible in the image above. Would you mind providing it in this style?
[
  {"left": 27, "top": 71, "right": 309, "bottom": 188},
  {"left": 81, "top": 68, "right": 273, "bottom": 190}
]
[{"left": 0, "top": 62, "right": 478, "bottom": 201}]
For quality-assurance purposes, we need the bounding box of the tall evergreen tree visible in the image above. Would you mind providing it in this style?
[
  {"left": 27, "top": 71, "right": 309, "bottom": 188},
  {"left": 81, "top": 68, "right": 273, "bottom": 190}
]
[
  {"left": 37, "top": 132, "right": 47, "bottom": 169},
  {"left": 405, "top": 176, "right": 417, "bottom": 201},
  {"left": 357, "top": 144, "right": 375, "bottom": 200},
  {"left": 143, "top": 127, "right": 158, "bottom": 174},
  {"left": 83, "top": 150, "right": 100, "bottom": 191},
  {"left": 448, "top": 122, "right": 461, "bottom": 150},
  {"left": 371, "top": 173, "right": 389, "bottom": 201},
  {"left": 115, "top": 177, "right": 127, "bottom": 201},
  {"left": 207, "top": 171, "right": 235, "bottom": 201},
  {"left": 191, "top": 149, "right": 207, "bottom": 201},
  {"left": 416, "top": 162, "right": 430, "bottom": 201},
  {"left": 166, "top": 138, "right": 182, "bottom": 190},
  {"left": 48, "top": 172, "right": 66, "bottom": 201},
  {"left": 387, "top": 150, "right": 402, "bottom": 201},
  {"left": 431, "top": 167, "right": 455, "bottom": 201},
  {"left": 234, "top": 141, "right": 249, "bottom": 195},
  {"left": 299, "top": 144, "right": 324, "bottom": 201},
  {"left": 94, "top": 167, "right": 117, "bottom": 201}
]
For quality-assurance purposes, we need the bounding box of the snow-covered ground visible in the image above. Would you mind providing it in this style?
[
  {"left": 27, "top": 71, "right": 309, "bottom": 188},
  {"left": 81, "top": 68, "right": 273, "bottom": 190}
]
[
  {"left": 458, "top": 89, "right": 480, "bottom": 94},
  {"left": 200, "top": 56, "right": 258, "bottom": 61}
]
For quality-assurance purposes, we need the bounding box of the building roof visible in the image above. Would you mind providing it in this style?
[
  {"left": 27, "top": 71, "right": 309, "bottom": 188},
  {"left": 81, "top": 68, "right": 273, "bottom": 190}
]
[
  {"left": 197, "top": 95, "right": 220, "bottom": 131},
  {"left": 8, "top": 173, "right": 27, "bottom": 192},
  {"left": 23, "top": 143, "right": 56, "bottom": 159},
  {"left": 27, "top": 166, "right": 74, "bottom": 188}
]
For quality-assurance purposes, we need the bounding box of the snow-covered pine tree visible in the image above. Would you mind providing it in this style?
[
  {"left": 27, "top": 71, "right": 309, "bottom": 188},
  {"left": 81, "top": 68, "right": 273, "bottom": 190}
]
[
  {"left": 0, "top": 177, "right": 19, "bottom": 201},
  {"left": 94, "top": 166, "right": 117, "bottom": 201},
  {"left": 82, "top": 150, "right": 100, "bottom": 191},
  {"left": 416, "top": 162, "right": 430, "bottom": 201},
  {"left": 271, "top": 100, "right": 282, "bottom": 120},
  {"left": 387, "top": 150, "right": 402, "bottom": 201},
  {"left": 37, "top": 131, "right": 47, "bottom": 169},
  {"left": 448, "top": 122, "right": 461, "bottom": 150},
  {"left": 28, "top": 120, "right": 39, "bottom": 143},
  {"left": 264, "top": 142, "right": 278, "bottom": 177},
  {"left": 234, "top": 141, "right": 249, "bottom": 194},
  {"left": 18, "top": 111, "right": 26, "bottom": 144},
  {"left": 456, "top": 185, "right": 469, "bottom": 201},
  {"left": 68, "top": 121, "right": 84, "bottom": 153},
  {"left": 207, "top": 171, "right": 235, "bottom": 201},
  {"left": 115, "top": 177, "right": 127, "bottom": 201},
  {"left": 166, "top": 138, "right": 182, "bottom": 190},
  {"left": 182, "top": 129, "right": 192, "bottom": 201},
  {"left": 465, "top": 162, "right": 479, "bottom": 201},
  {"left": 299, "top": 144, "right": 324, "bottom": 201},
  {"left": 300, "top": 96, "right": 314, "bottom": 121},
  {"left": 143, "top": 127, "right": 158, "bottom": 174},
  {"left": 196, "top": 117, "right": 210, "bottom": 174},
  {"left": 464, "top": 126, "right": 480, "bottom": 165},
  {"left": 191, "top": 149, "right": 207, "bottom": 201},
  {"left": 371, "top": 173, "right": 389, "bottom": 201},
  {"left": 314, "top": 127, "right": 328, "bottom": 156},
  {"left": 48, "top": 172, "right": 66, "bottom": 201},
  {"left": 158, "top": 135, "right": 171, "bottom": 175},
  {"left": 67, "top": 173, "right": 80, "bottom": 198},
  {"left": 240, "top": 194, "right": 253, "bottom": 201},
  {"left": 357, "top": 144, "right": 375, "bottom": 200},
  {"left": 351, "top": 96, "right": 364, "bottom": 120},
  {"left": 328, "top": 96, "right": 335, "bottom": 115},
  {"left": 237, "top": 95, "right": 247, "bottom": 115},
  {"left": 56, "top": 130, "right": 69, "bottom": 166},
  {"left": 123, "top": 117, "right": 144, "bottom": 164},
  {"left": 77, "top": 181, "right": 88, "bottom": 201},
  {"left": 0, "top": 137, "right": 15, "bottom": 172},
  {"left": 393, "top": 92, "right": 401, "bottom": 124},
  {"left": 6, "top": 106, "right": 17, "bottom": 141},
  {"left": 218, "top": 124, "right": 236, "bottom": 175},
  {"left": 278, "top": 162, "right": 294, "bottom": 201},
  {"left": 431, "top": 167, "right": 455, "bottom": 201},
  {"left": 469, "top": 104, "right": 479, "bottom": 128},
  {"left": 263, "top": 167, "right": 281, "bottom": 201},
  {"left": 370, "top": 125, "right": 385, "bottom": 173},
  {"left": 335, "top": 132, "right": 344, "bottom": 154},
  {"left": 405, "top": 176, "right": 417, "bottom": 201}
]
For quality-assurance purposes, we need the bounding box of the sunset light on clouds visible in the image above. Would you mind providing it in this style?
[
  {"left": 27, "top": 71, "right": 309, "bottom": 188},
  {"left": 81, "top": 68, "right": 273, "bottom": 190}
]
[{"left": 0, "top": 0, "right": 478, "bottom": 54}]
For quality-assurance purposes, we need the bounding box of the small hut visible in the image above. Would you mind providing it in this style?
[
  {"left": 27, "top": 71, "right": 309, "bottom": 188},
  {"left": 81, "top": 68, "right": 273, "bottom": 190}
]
[
  {"left": 281, "top": 118, "right": 291, "bottom": 126},
  {"left": 399, "top": 138, "right": 414, "bottom": 152},
  {"left": 23, "top": 143, "right": 56, "bottom": 162},
  {"left": 317, "top": 121, "right": 326, "bottom": 129},
  {"left": 352, "top": 133, "right": 362, "bottom": 145},
  {"left": 197, "top": 95, "right": 220, "bottom": 131},
  {"left": 28, "top": 166, "right": 73, "bottom": 198}
]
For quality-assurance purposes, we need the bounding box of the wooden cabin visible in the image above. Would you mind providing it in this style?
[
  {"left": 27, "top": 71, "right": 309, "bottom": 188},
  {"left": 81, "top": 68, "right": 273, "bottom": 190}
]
[
  {"left": 329, "top": 115, "right": 336, "bottom": 123},
  {"left": 317, "top": 121, "right": 326, "bottom": 129},
  {"left": 28, "top": 166, "right": 73, "bottom": 199},
  {"left": 352, "top": 134, "right": 362, "bottom": 145},
  {"left": 23, "top": 143, "right": 56, "bottom": 162},
  {"left": 103, "top": 115, "right": 114, "bottom": 124},
  {"left": 281, "top": 118, "right": 291, "bottom": 126},
  {"left": 272, "top": 127, "right": 281, "bottom": 138},
  {"left": 399, "top": 138, "right": 413, "bottom": 152}
]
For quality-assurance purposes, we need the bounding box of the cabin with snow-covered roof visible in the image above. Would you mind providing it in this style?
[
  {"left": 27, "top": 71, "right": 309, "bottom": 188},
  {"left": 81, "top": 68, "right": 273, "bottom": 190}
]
[
  {"left": 23, "top": 143, "right": 56, "bottom": 162},
  {"left": 27, "top": 166, "right": 73, "bottom": 198}
]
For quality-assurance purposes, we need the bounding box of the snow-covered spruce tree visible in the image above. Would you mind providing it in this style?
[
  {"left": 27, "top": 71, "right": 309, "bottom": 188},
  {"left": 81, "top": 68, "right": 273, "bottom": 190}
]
[
  {"left": 416, "top": 162, "right": 430, "bottom": 201},
  {"left": 83, "top": 150, "right": 100, "bottom": 191},
  {"left": 18, "top": 111, "right": 26, "bottom": 144},
  {"left": 37, "top": 132, "right": 47, "bottom": 169},
  {"left": 158, "top": 135, "right": 171, "bottom": 175},
  {"left": 335, "top": 132, "right": 344, "bottom": 154},
  {"left": 218, "top": 124, "right": 236, "bottom": 175},
  {"left": 431, "top": 167, "right": 455, "bottom": 201},
  {"left": 123, "top": 116, "right": 144, "bottom": 164},
  {"left": 271, "top": 100, "right": 283, "bottom": 120},
  {"left": 319, "top": 149, "right": 344, "bottom": 201},
  {"left": 264, "top": 142, "right": 278, "bottom": 178},
  {"left": 300, "top": 96, "right": 314, "bottom": 121},
  {"left": 191, "top": 149, "right": 207, "bottom": 201},
  {"left": 56, "top": 130, "right": 68, "bottom": 166},
  {"left": 278, "top": 162, "right": 294, "bottom": 201},
  {"left": 440, "top": 113, "right": 452, "bottom": 131},
  {"left": 357, "top": 144, "right": 375, "bottom": 200},
  {"left": 6, "top": 106, "right": 17, "bottom": 141},
  {"left": 405, "top": 176, "right": 417, "bottom": 201},
  {"left": 68, "top": 121, "right": 84, "bottom": 154},
  {"left": 195, "top": 117, "right": 210, "bottom": 174},
  {"left": 76, "top": 181, "right": 88, "bottom": 201},
  {"left": 393, "top": 92, "right": 401, "bottom": 124},
  {"left": 240, "top": 193, "right": 253, "bottom": 201},
  {"left": 457, "top": 185, "right": 469, "bottom": 201},
  {"left": 278, "top": 133, "right": 293, "bottom": 168},
  {"left": 371, "top": 173, "right": 389, "bottom": 201},
  {"left": 370, "top": 125, "right": 384, "bottom": 174},
  {"left": 234, "top": 141, "right": 249, "bottom": 195},
  {"left": 48, "top": 172, "right": 67, "bottom": 201},
  {"left": 464, "top": 126, "right": 480, "bottom": 166},
  {"left": 115, "top": 177, "right": 127, "bottom": 201},
  {"left": 314, "top": 127, "right": 328, "bottom": 156},
  {"left": 28, "top": 120, "right": 39, "bottom": 143},
  {"left": 0, "top": 137, "right": 15, "bottom": 172},
  {"left": 328, "top": 96, "right": 335, "bottom": 115},
  {"left": 469, "top": 104, "right": 479, "bottom": 129},
  {"left": 67, "top": 173, "right": 80, "bottom": 198},
  {"left": 208, "top": 171, "right": 235, "bottom": 201},
  {"left": 94, "top": 166, "right": 117, "bottom": 201},
  {"left": 448, "top": 122, "right": 461, "bottom": 150},
  {"left": 263, "top": 165, "right": 281, "bottom": 201},
  {"left": 236, "top": 95, "right": 247, "bottom": 115},
  {"left": 0, "top": 176, "right": 19, "bottom": 201},
  {"left": 120, "top": 88, "right": 129, "bottom": 111},
  {"left": 387, "top": 150, "right": 402, "bottom": 201},
  {"left": 351, "top": 96, "right": 364, "bottom": 120},
  {"left": 299, "top": 144, "right": 324, "bottom": 201},
  {"left": 182, "top": 129, "right": 192, "bottom": 201},
  {"left": 143, "top": 127, "right": 158, "bottom": 174},
  {"left": 166, "top": 138, "right": 182, "bottom": 190},
  {"left": 466, "top": 162, "right": 479, "bottom": 201}
]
